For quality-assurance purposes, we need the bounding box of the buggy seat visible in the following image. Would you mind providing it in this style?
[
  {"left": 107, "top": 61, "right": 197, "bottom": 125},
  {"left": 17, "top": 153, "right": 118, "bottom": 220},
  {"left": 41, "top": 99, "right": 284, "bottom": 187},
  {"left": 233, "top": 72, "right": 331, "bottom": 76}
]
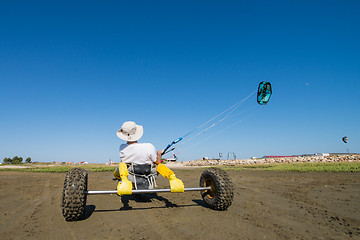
[{"left": 126, "top": 163, "right": 157, "bottom": 190}]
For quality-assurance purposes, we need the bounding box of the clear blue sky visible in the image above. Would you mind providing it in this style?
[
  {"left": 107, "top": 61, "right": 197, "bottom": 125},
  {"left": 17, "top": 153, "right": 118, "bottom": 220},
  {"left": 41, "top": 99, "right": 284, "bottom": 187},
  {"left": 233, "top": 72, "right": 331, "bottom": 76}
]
[{"left": 1, "top": 1, "right": 359, "bottom": 163}]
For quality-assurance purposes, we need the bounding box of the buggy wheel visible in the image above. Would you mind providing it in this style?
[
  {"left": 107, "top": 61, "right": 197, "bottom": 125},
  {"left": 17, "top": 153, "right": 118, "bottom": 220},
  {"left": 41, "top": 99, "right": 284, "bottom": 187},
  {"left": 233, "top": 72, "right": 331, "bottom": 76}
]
[
  {"left": 61, "top": 168, "right": 88, "bottom": 221},
  {"left": 199, "top": 167, "right": 234, "bottom": 210}
]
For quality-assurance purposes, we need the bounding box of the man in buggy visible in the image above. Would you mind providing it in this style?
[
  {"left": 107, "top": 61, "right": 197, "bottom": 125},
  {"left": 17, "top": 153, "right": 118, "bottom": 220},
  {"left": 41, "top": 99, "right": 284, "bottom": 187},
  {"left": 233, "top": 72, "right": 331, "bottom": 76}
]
[{"left": 114, "top": 121, "right": 184, "bottom": 195}]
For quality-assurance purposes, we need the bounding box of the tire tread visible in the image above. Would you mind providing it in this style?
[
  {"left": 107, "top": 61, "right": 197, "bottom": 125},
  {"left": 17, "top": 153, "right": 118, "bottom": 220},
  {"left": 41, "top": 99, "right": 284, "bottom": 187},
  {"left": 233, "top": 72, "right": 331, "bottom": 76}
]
[
  {"left": 61, "top": 168, "right": 88, "bottom": 221},
  {"left": 199, "top": 167, "right": 234, "bottom": 210}
]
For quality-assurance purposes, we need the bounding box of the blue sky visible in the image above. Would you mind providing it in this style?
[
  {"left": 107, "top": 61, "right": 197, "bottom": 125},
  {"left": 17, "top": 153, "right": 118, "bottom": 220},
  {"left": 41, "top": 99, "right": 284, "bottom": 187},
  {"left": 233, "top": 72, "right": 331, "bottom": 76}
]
[{"left": 1, "top": 1, "right": 359, "bottom": 163}]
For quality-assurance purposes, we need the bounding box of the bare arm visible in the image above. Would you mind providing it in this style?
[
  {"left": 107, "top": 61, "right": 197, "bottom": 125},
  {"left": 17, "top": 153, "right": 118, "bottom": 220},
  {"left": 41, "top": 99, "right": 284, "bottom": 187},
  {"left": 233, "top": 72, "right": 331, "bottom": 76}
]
[{"left": 155, "top": 150, "right": 163, "bottom": 165}]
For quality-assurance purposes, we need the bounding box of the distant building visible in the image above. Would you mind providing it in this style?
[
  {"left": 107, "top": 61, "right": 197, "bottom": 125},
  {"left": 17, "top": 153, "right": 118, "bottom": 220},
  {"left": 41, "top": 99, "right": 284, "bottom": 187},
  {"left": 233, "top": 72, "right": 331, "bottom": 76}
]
[
  {"left": 301, "top": 154, "right": 316, "bottom": 157},
  {"left": 315, "top": 153, "right": 330, "bottom": 157},
  {"left": 263, "top": 155, "right": 296, "bottom": 158},
  {"left": 166, "top": 152, "right": 178, "bottom": 162},
  {"left": 106, "top": 159, "right": 116, "bottom": 165},
  {"left": 329, "top": 153, "right": 359, "bottom": 156},
  {"left": 76, "top": 161, "right": 88, "bottom": 164}
]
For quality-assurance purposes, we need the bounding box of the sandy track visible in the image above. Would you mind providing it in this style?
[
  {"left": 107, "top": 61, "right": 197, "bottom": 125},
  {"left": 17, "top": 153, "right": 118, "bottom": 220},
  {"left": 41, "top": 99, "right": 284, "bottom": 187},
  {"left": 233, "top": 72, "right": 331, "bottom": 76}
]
[{"left": 1, "top": 169, "right": 360, "bottom": 239}]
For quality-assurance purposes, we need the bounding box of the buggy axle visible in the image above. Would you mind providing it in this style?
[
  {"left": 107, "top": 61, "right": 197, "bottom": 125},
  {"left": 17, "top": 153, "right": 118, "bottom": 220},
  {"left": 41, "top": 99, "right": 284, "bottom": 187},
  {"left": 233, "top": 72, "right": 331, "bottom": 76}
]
[{"left": 86, "top": 187, "right": 211, "bottom": 195}]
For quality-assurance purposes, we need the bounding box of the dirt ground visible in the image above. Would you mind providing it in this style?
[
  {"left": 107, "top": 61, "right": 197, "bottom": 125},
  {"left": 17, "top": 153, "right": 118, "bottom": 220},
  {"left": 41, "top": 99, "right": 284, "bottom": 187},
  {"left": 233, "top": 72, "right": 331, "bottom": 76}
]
[{"left": 1, "top": 168, "right": 360, "bottom": 240}]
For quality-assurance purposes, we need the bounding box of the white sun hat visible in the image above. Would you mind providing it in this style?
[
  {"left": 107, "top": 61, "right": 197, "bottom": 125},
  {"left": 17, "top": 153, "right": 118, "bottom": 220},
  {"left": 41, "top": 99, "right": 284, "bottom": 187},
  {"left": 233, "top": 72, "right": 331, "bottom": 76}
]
[{"left": 116, "top": 121, "right": 143, "bottom": 141}]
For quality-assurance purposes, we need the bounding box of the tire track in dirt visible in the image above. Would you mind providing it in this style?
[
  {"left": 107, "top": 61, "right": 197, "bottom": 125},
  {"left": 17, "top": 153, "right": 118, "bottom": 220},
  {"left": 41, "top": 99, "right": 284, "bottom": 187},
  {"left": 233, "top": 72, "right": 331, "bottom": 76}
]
[
  {"left": 240, "top": 182, "right": 291, "bottom": 239},
  {"left": 277, "top": 176, "right": 360, "bottom": 238},
  {"left": 1, "top": 177, "right": 51, "bottom": 238}
]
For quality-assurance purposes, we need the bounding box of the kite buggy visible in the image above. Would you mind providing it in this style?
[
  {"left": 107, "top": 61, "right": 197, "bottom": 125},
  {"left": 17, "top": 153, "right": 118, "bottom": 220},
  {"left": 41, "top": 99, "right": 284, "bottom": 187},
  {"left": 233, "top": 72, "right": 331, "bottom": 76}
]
[
  {"left": 61, "top": 166, "right": 234, "bottom": 221},
  {"left": 61, "top": 82, "right": 272, "bottom": 221}
]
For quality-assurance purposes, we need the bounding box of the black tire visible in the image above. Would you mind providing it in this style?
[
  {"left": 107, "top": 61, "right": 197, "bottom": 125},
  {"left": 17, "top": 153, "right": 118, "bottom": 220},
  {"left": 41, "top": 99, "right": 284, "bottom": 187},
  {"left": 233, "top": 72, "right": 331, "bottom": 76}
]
[
  {"left": 61, "top": 168, "right": 88, "bottom": 221},
  {"left": 199, "top": 167, "right": 234, "bottom": 210}
]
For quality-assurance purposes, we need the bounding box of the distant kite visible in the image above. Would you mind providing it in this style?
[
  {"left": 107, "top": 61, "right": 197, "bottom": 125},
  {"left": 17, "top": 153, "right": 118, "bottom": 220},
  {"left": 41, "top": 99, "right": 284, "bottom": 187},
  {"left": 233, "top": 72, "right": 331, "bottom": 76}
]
[
  {"left": 257, "top": 81, "right": 272, "bottom": 105},
  {"left": 342, "top": 136, "right": 348, "bottom": 143}
]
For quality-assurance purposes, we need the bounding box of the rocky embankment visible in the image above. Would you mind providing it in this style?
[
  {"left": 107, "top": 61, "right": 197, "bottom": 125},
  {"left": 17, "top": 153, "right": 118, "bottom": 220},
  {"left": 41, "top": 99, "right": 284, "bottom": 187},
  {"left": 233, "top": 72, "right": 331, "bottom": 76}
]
[{"left": 183, "top": 154, "right": 360, "bottom": 167}]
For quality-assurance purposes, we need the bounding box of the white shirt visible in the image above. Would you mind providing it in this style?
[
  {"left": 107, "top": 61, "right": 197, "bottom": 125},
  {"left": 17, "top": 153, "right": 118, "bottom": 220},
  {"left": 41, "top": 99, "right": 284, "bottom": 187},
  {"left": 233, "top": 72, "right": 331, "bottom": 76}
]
[{"left": 119, "top": 143, "right": 157, "bottom": 165}]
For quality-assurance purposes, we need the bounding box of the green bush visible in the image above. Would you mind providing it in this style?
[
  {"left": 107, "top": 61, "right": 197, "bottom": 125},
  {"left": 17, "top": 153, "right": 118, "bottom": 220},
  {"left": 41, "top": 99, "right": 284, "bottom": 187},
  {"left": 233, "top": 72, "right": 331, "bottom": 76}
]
[{"left": 3, "top": 156, "right": 32, "bottom": 164}]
